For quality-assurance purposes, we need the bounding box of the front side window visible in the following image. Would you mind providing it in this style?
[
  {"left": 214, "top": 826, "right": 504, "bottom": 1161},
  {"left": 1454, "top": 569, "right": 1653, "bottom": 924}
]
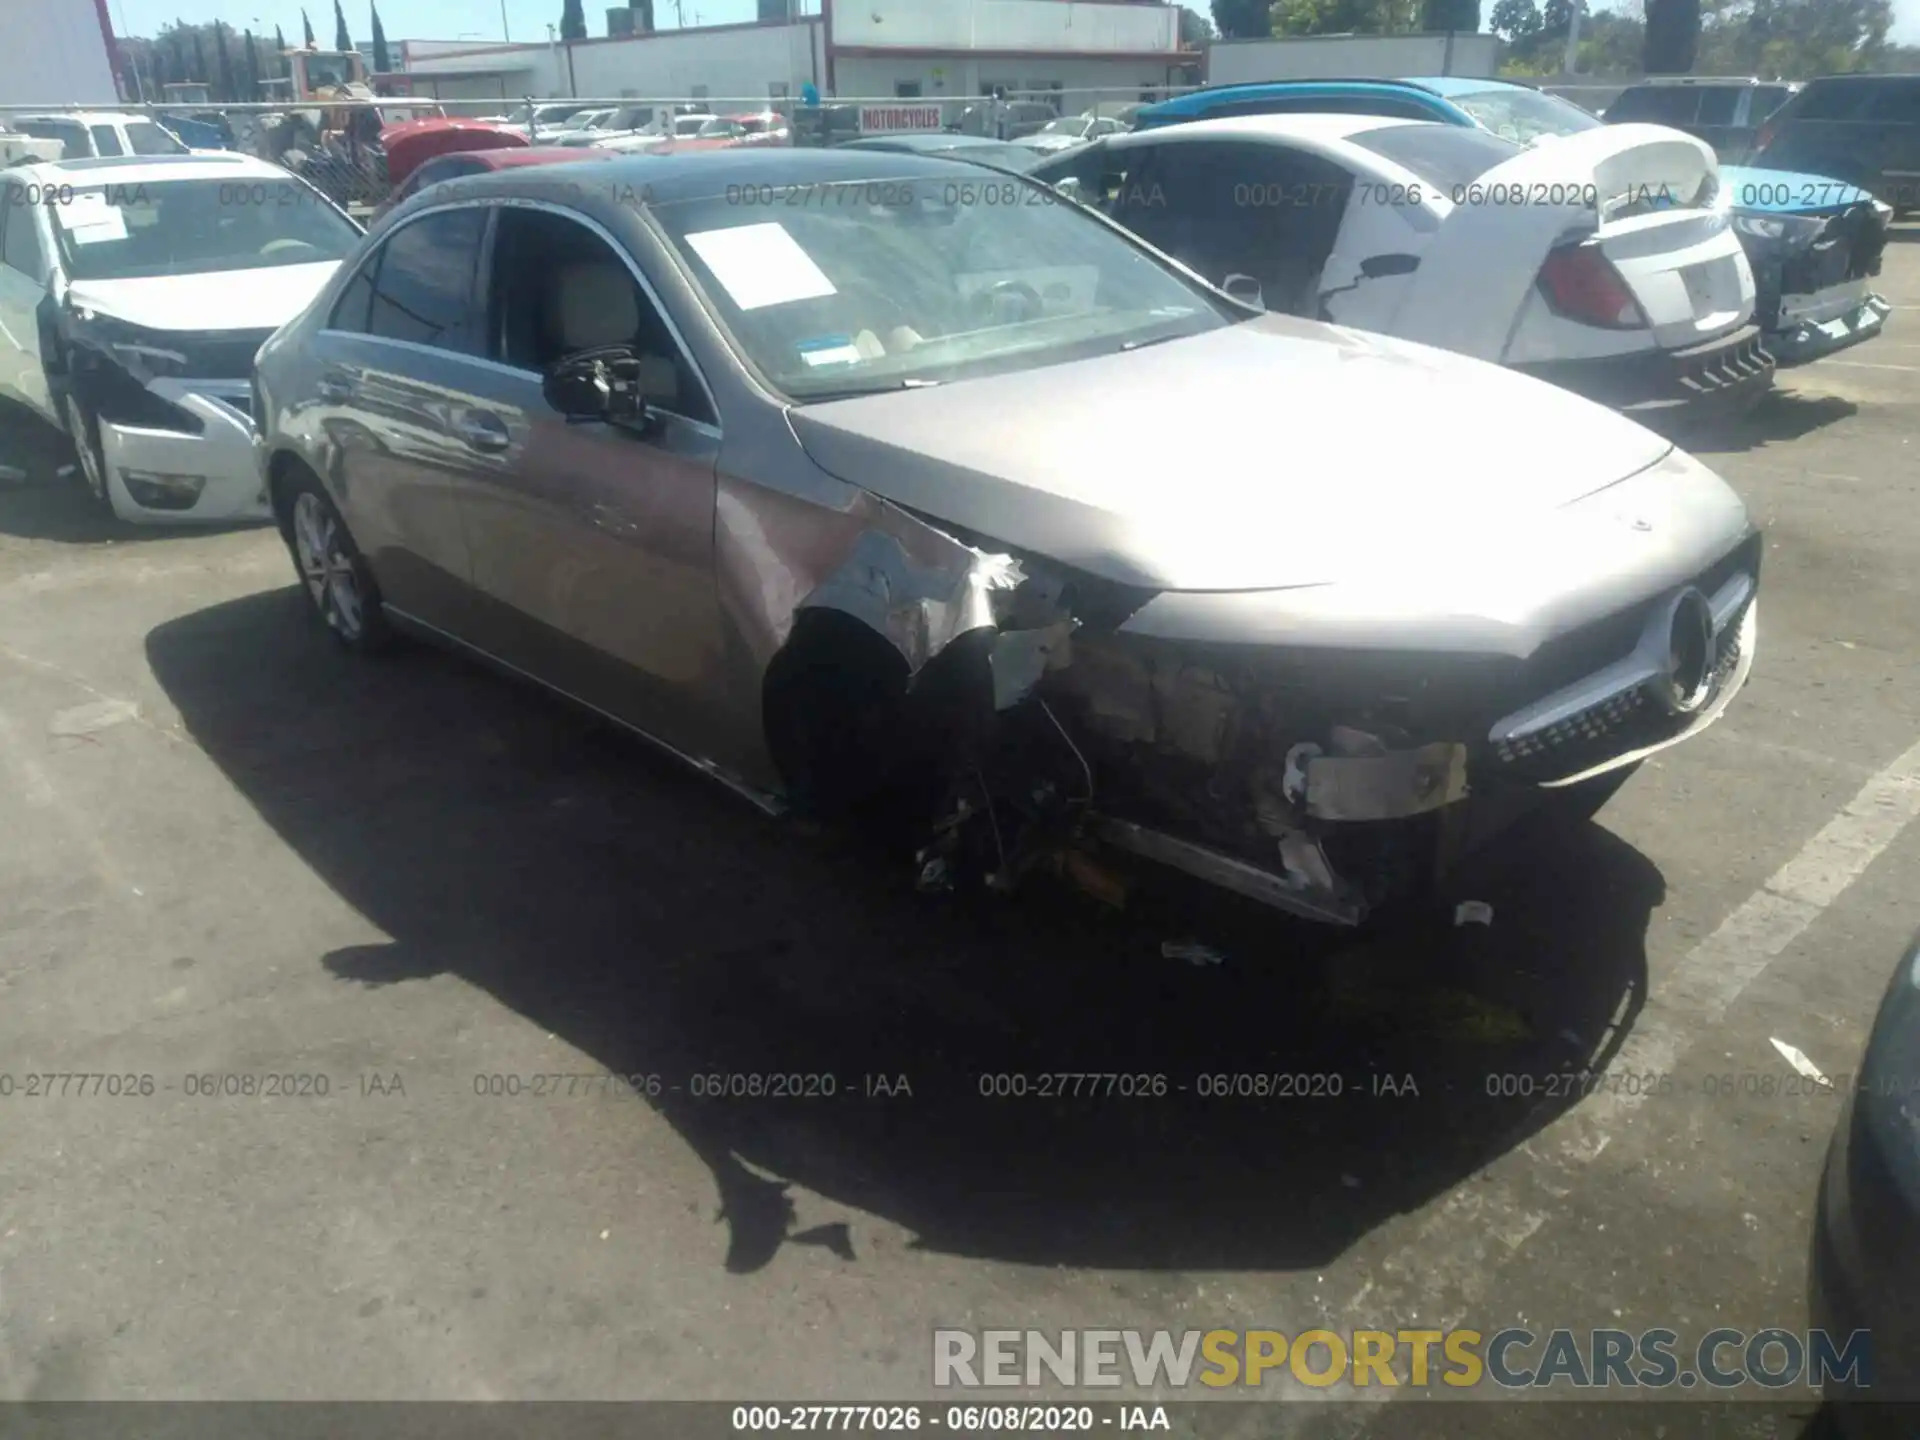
[
  {"left": 361, "top": 206, "right": 487, "bottom": 352},
  {"left": 48, "top": 176, "right": 362, "bottom": 282},
  {"left": 486, "top": 207, "right": 715, "bottom": 426},
  {"left": 1792, "top": 82, "right": 1870, "bottom": 121},
  {"left": 651, "top": 167, "right": 1232, "bottom": 401}
]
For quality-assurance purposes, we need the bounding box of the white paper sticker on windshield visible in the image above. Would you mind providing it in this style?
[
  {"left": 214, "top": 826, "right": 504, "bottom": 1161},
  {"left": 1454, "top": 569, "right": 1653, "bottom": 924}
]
[
  {"left": 683, "top": 222, "right": 836, "bottom": 311},
  {"left": 59, "top": 193, "right": 128, "bottom": 244}
]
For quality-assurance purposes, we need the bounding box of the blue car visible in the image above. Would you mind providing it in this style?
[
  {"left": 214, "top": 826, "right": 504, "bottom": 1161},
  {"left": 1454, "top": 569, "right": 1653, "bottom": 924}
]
[{"left": 1136, "top": 77, "right": 1891, "bottom": 366}]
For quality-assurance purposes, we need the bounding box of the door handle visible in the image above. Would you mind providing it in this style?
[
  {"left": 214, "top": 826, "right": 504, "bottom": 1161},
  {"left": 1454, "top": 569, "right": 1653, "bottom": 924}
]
[
  {"left": 453, "top": 409, "right": 510, "bottom": 453},
  {"left": 316, "top": 372, "right": 354, "bottom": 402}
]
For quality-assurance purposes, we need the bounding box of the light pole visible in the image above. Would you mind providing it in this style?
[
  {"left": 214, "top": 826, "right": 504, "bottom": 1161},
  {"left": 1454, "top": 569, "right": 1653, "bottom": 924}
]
[{"left": 501, "top": 0, "right": 511, "bottom": 40}]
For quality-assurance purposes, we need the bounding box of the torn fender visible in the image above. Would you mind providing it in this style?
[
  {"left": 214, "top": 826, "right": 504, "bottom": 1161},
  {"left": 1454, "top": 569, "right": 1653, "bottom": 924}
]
[{"left": 797, "top": 526, "right": 1024, "bottom": 675}]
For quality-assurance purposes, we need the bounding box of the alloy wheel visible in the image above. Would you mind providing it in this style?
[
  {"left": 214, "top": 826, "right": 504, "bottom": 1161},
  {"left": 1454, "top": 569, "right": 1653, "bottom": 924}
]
[
  {"left": 291, "top": 490, "right": 365, "bottom": 640},
  {"left": 65, "top": 396, "right": 107, "bottom": 507}
]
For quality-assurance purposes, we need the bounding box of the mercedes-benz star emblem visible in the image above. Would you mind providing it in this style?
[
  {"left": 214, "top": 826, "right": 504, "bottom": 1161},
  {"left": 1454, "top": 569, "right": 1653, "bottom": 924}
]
[{"left": 1648, "top": 588, "right": 1716, "bottom": 715}]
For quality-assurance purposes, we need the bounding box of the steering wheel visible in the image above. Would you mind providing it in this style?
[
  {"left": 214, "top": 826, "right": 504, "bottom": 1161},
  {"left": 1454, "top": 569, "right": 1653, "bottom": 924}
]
[
  {"left": 965, "top": 279, "right": 1044, "bottom": 327},
  {"left": 261, "top": 237, "right": 319, "bottom": 257}
]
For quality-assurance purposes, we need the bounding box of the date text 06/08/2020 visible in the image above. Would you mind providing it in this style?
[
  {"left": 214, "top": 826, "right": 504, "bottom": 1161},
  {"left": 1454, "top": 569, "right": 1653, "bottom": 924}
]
[{"left": 729, "top": 1404, "right": 1170, "bottom": 1432}]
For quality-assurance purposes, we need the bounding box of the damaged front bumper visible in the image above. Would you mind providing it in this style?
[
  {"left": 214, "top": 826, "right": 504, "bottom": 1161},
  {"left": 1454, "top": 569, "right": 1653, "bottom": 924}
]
[
  {"left": 97, "top": 380, "right": 271, "bottom": 524},
  {"left": 1740, "top": 196, "right": 1893, "bottom": 368}
]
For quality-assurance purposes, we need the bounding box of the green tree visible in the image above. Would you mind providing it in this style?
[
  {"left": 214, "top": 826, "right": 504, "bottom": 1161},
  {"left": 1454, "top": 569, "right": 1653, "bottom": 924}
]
[
  {"left": 1179, "top": 5, "right": 1217, "bottom": 45},
  {"left": 1488, "top": 0, "right": 1542, "bottom": 35},
  {"left": 1644, "top": 0, "right": 1700, "bottom": 71},
  {"left": 244, "top": 28, "right": 262, "bottom": 98},
  {"left": 1211, "top": 0, "right": 1274, "bottom": 38},
  {"left": 214, "top": 21, "right": 238, "bottom": 100},
  {"left": 333, "top": 0, "right": 353, "bottom": 52},
  {"left": 302, "top": 8, "right": 316, "bottom": 45},
  {"left": 273, "top": 24, "right": 288, "bottom": 76},
  {"left": 370, "top": 2, "right": 391, "bottom": 71},
  {"left": 560, "top": 0, "right": 588, "bottom": 41},
  {"left": 191, "top": 27, "right": 209, "bottom": 83},
  {"left": 1271, "top": 0, "right": 1419, "bottom": 34}
]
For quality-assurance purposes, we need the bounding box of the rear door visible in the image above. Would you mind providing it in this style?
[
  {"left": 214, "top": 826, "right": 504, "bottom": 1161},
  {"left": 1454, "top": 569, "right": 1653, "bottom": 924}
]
[
  {"left": 309, "top": 203, "right": 491, "bottom": 630},
  {"left": 1378, "top": 121, "right": 1748, "bottom": 361}
]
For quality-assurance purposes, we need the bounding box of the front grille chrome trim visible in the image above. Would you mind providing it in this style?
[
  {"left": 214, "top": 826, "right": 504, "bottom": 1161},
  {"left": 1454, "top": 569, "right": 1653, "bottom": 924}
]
[{"left": 1488, "top": 570, "right": 1755, "bottom": 747}]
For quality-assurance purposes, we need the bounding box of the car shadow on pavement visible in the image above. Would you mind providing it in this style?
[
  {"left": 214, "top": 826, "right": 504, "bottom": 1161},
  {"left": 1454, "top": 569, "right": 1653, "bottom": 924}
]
[
  {"left": 147, "top": 588, "right": 1668, "bottom": 1277},
  {"left": 1683, "top": 389, "right": 1859, "bottom": 456}
]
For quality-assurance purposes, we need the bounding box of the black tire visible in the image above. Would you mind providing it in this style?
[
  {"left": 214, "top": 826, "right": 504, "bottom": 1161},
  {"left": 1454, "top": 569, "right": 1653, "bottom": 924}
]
[
  {"left": 1538, "top": 760, "right": 1642, "bottom": 827},
  {"left": 279, "top": 466, "right": 393, "bottom": 654},
  {"left": 63, "top": 393, "right": 113, "bottom": 514}
]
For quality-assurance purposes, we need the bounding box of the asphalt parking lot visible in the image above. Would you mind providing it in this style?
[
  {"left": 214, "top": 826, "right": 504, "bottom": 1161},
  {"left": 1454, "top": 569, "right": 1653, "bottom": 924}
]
[{"left": 0, "top": 239, "right": 1917, "bottom": 1436}]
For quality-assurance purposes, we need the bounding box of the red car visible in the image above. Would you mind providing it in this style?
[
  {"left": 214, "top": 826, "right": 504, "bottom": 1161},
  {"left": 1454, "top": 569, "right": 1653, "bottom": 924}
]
[
  {"left": 379, "top": 117, "right": 528, "bottom": 187},
  {"left": 371, "top": 145, "right": 617, "bottom": 222}
]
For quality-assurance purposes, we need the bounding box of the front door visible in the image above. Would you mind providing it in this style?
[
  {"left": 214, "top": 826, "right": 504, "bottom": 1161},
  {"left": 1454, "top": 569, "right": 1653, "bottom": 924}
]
[
  {"left": 454, "top": 203, "right": 726, "bottom": 750},
  {"left": 0, "top": 189, "right": 53, "bottom": 422}
]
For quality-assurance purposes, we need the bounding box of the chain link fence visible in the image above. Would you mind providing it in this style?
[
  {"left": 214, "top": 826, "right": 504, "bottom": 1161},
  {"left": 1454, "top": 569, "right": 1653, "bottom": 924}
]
[{"left": 1, "top": 89, "right": 1203, "bottom": 213}]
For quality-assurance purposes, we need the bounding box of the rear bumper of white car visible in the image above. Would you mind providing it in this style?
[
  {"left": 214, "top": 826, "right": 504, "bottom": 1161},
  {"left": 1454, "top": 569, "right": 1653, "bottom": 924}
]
[
  {"left": 1512, "top": 322, "right": 1776, "bottom": 418},
  {"left": 97, "top": 382, "right": 271, "bottom": 525}
]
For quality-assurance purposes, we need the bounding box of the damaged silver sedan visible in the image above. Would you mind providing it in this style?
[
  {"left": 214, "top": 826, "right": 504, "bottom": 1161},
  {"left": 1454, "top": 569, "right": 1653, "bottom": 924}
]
[{"left": 253, "top": 149, "right": 1761, "bottom": 925}]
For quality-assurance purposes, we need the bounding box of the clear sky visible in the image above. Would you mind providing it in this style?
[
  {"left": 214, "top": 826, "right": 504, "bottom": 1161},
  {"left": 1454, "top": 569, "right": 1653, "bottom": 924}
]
[{"left": 102, "top": 0, "right": 1920, "bottom": 51}]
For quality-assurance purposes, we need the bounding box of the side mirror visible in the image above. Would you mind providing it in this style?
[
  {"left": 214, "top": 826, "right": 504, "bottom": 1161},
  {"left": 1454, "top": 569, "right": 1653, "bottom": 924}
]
[
  {"left": 1360, "top": 253, "right": 1421, "bottom": 279},
  {"left": 1221, "top": 273, "right": 1266, "bottom": 311},
  {"left": 543, "top": 345, "right": 650, "bottom": 429}
]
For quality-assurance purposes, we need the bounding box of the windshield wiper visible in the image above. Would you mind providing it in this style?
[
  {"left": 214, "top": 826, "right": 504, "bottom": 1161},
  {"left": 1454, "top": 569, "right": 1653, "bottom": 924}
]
[{"left": 800, "top": 377, "right": 943, "bottom": 402}]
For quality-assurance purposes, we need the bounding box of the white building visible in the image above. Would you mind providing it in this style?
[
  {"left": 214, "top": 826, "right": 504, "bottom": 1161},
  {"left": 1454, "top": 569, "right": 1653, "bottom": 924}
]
[
  {"left": 398, "top": 0, "right": 1195, "bottom": 112},
  {"left": 1, "top": 0, "right": 120, "bottom": 105}
]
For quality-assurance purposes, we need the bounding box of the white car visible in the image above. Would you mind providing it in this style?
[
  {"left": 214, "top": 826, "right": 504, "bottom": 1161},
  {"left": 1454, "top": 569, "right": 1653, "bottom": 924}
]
[
  {"left": 1032, "top": 113, "right": 1774, "bottom": 416},
  {"left": 595, "top": 110, "right": 719, "bottom": 154},
  {"left": 9, "top": 111, "right": 193, "bottom": 161},
  {"left": 1013, "top": 113, "right": 1130, "bottom": 155},
  {"left": 0, "top": 153, "right": 363, "bottom": 524}
]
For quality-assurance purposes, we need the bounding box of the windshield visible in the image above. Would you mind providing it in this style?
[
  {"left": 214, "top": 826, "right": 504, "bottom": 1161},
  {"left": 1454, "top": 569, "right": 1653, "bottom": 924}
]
[
  {"left": 652, "top": 173, "right": 1231, "bottom": 401},
  {"left": 1448, "top": 86, "right": 1603, "bottom": 143},
  {"left": 51, "top": 176, "right": 361, "bottom": 281},
  {"left": 126, "top": 120, "right": 188, "bottom": 155},
  {"left": 931, "top": 141, "right": 1043, "bottom": 171}
]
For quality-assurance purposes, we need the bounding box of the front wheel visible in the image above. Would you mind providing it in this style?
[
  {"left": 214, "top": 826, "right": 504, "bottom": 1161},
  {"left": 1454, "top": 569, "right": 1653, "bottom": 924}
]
[
  {"left": 1537, "top": 761, "right": 1642, "bottom": 827},
  {"left": 64, "top": 394, "right": 112, "bottom": 514},
  {"left": 283, "top": 471, "right": 392, "bottom": 653}
]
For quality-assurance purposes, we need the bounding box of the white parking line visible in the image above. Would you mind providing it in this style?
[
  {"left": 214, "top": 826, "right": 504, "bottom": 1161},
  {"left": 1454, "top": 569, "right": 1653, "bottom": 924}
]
[
  {"left": 1325, "top": 732, "right": 1920, "bottom": 1434},
  {"left": 1820, "top": 360, "right": 1920, "bottom": 372}
]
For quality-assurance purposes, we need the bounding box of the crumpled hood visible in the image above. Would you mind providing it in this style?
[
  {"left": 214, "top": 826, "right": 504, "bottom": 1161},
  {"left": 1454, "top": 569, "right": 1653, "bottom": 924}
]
[
  {"left": 788, "top": 315, "right": 1678, "bottom": 592},
  {"left": 1724, "top": 165, "right": 1879, "bottom": 216},
  {"left": 64, "top": 261, "right": 340, "bottom": 334}
]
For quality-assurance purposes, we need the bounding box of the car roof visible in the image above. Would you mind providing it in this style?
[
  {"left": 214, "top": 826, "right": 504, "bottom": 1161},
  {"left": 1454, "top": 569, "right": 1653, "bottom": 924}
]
[
  {"left": 467, "top": 146, "right": 614, "bottom": 168},
  {"left": 453, "top": 146, "right": 1038, "bottom": 206},
  {"left": 14, "top": 110, "right": 152, "bottom": 124},
  {"left": 1401, "top": 75, "right": 1527, "bottom": 96},
  {"left": 1138, "top": 79, "right": 1473, "bottom": 126},
  {"left": 1614, "top": 75, "right": 1781, "bottom": 88},
  {"left": 1113, "top": 111, "right": 1410, "bottom": 146},
  {"left": 5, "top": 152, "right": 290, "bottom": 186}
]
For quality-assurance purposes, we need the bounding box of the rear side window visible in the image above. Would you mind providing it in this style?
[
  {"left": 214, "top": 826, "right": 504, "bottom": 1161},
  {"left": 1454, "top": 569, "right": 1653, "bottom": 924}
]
[
  {"left": 21, "top": 120, "right": 91, "bottom": 157},
  {"left": 360, "top": 207, "right": 488, "bottom": 353},
  {"left": 1695, "top": 89, "right": 1739, "bottom": 125},
  {"left": 90, "top": 124, "right": 124, "bottom": 156},
  {"left": 1350, "top": 122, "right": 1522, "bottom": 194},
  {"left": 1792, "top": 82, "right": 1872, "bottom": 121},
  {"left": 1751, "top": 86, "right": 1792, "bottom": 120},
  {"left": 1863, "top": 79, "right": 1920, "bottom": 123},
  {"left": 1609, "top": 87, "right": 1700, "bottom": 124}
]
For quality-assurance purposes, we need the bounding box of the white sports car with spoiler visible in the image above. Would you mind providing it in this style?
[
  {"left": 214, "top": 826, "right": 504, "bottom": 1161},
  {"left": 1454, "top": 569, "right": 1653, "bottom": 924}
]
[{"left": 1033, "top": 113, "right": 1774, "bottom": 419}]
